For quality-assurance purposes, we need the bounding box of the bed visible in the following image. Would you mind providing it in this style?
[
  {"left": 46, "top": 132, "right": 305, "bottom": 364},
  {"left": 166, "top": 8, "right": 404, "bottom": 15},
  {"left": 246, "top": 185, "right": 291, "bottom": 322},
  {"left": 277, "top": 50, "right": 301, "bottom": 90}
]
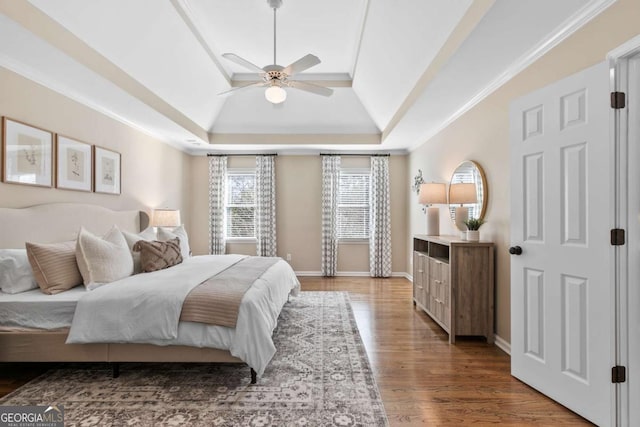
[{"left": 0, "top": 203, "right": 299, "bottom": 383}]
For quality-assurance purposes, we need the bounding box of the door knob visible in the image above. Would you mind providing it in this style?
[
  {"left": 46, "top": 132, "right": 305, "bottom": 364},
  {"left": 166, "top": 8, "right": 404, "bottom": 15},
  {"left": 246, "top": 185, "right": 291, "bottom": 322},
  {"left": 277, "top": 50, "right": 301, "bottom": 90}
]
[{"left": 509, "top": 246, "right": 523, "bottom": 255}]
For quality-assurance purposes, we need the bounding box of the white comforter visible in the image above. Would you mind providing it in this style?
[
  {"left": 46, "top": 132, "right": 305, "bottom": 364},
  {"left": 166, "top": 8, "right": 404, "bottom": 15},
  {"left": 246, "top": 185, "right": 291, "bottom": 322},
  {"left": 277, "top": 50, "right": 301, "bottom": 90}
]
[{"left": 67, "top": 255, "right": 300, "bottom": 376}]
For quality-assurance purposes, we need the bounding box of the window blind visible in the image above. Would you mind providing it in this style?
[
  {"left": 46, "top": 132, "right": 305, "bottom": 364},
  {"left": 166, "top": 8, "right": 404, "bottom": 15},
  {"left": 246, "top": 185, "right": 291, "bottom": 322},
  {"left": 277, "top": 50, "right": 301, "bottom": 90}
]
[
  {"left": 337, "top": 171, "right": 370, "bottom": 239},
  {"left": 226, "top": 173, "right": 256, "bottom": 238}
]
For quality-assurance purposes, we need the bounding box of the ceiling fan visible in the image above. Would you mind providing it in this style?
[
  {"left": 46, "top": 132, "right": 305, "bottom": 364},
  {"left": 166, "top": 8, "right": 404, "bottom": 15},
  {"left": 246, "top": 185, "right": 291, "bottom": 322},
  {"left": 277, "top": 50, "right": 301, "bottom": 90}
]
[{"left": 218, "top": 0, "right": 333, "bottom": 104}]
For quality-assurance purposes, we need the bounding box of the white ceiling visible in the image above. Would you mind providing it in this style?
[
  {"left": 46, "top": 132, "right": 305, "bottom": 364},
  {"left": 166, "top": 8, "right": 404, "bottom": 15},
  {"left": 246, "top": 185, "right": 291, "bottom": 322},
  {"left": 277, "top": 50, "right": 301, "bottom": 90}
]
[{"left": 0, "top": 0, "right": 615, "bottom": 154}]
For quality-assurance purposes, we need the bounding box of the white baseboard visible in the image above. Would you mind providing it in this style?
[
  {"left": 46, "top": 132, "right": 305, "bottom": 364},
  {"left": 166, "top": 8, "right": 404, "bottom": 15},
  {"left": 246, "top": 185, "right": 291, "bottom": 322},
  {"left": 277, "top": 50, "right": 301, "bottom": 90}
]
[
  {"left": 294, "top": 271, "right": 322, "bottom": 276},
  {"left": 294, "top": 271, "right": 411, "bottom": 278},
  {"left": 494, "top": 334, "right": 511, "bottom": 355}
]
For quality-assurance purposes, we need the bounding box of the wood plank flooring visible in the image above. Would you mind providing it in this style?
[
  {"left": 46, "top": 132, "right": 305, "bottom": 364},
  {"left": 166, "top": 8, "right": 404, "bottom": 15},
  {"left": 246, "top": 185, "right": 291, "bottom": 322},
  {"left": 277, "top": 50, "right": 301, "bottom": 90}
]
[
  {"left": 0, "top": 277, "right": 591, "bottom": 426},
  {"left": 300, "top": 276, "right": 592, "bottom": 426}
]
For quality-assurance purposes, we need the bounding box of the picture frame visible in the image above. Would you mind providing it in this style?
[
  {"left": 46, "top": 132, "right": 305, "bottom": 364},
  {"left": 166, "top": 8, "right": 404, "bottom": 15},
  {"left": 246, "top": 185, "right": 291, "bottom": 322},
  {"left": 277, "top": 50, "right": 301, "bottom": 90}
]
[
  {"left": 93, "top": 146, "right": 121, "bottom": 195},
  {"left": 55, "top": 135, "right": 92, "bottom": 192},
  {"left": 1, "top": 117, "right": 53, "bottom": 187}
]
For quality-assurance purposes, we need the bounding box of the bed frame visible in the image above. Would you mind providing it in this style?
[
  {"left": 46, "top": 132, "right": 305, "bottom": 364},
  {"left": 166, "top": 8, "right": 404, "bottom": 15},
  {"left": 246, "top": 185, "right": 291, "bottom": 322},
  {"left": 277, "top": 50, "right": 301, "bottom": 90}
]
[{"left": 0, "top": 203, "right": 256, "bottom": 383}]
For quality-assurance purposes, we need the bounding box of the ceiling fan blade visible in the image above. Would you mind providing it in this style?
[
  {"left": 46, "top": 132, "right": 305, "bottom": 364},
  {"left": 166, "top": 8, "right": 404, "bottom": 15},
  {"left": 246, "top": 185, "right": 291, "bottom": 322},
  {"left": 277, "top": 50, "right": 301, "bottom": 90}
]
[
  {"left": 222, "top": 53, "right": 265, "bottom": 73},
  {"left": 288, "top": 81, "right": 333, "bottom": 97},
  {"left": 218, "top": 82, "right": 265, "bottom": 97},
  {"left": 282, "top": 54, "right": 321, "bottom": 76}
]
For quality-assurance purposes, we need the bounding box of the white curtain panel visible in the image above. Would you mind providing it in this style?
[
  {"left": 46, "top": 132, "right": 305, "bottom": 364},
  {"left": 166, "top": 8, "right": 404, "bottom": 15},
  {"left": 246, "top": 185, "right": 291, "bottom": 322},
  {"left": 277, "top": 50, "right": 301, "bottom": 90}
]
[
  {"left": 256, "top": 155, "right": 277, "bottom": 257},
  {"left": 369, "top": 156, "right": 392, "bottom": 277},
  {"left": 208, "top": 156, "right": 227, "bottom": 255},
  {"left": 321, "top": 155, "right": 341, "bottom": 276}
]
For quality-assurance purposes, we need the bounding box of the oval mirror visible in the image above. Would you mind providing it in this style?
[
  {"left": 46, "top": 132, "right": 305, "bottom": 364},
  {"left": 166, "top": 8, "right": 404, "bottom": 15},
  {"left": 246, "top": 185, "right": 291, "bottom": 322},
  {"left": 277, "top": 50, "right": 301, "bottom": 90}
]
[{"left": 448, "top": 160, "right": 488, "bottom": 230}]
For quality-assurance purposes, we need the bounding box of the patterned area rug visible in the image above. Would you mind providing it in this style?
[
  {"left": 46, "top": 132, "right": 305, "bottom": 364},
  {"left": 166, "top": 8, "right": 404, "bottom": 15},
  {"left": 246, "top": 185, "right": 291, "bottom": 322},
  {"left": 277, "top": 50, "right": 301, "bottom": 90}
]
[{"left": 1, "top": 292, "right": 388, "bottom": 426}]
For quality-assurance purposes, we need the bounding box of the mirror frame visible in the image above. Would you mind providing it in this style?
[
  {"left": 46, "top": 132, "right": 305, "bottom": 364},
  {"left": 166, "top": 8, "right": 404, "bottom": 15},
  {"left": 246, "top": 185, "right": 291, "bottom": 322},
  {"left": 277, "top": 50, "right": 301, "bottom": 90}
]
[{"left": 448, "top": 160, "right": 488, "bottom": 227}]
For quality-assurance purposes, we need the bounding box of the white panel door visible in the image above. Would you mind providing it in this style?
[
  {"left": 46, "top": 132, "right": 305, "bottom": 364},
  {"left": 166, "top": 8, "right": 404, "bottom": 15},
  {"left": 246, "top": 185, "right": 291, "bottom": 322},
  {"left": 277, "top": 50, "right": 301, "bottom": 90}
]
[
  {"left": 510, "top": 61, "right": 613, "bottom": 426},
  {"left": 625, "top": 53, "right": 640, "bottom": 427}
]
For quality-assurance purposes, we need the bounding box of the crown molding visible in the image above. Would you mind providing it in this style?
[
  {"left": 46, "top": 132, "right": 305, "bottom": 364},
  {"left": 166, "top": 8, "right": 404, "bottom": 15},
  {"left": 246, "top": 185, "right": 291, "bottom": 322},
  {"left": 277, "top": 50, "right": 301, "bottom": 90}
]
[
  {"left": 408, "top": 0, "right": 617, "bottom": 151},
  {"left": 0, "top": 57, "right": 190, "bottom": 154},
  {"left": 208, "top": 133, "right": 381, "bottom": 145}
]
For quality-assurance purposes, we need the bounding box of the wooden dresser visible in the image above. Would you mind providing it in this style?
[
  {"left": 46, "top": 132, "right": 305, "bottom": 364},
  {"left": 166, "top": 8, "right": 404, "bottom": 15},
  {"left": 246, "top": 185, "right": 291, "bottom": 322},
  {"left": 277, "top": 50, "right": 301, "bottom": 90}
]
[{"left": 412, "top": 235, "right": 495, "bottom": 344}]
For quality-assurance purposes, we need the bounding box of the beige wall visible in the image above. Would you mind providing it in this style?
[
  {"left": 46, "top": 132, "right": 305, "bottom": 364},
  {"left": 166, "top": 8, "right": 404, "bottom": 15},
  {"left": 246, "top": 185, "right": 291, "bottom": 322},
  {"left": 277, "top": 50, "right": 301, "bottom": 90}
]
[
  {"left": 408, "top": 0, "right": 640, "bottom": 344},
  {"left": 0, "top": 68, "right": 191, "bottom": 226},
  {"left": 189, "top": 154, "right": 408, "bottom": 274}
]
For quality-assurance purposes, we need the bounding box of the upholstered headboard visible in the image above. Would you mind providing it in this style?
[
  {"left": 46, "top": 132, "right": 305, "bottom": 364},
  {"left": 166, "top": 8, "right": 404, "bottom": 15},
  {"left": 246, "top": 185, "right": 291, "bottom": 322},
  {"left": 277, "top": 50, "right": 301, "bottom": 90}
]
[{"left": 0, "top": 203, "right": 149, "bottom": 249}]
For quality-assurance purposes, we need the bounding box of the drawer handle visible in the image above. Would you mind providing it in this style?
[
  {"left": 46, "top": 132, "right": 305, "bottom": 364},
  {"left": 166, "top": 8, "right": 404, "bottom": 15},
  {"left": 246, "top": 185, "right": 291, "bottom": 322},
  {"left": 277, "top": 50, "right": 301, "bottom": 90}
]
[
  {"left": 418, "top": 270, "right": 423, "bottom": 273},
  {"left": 434, "top": 280, "right": 441, "bottom": 284},
  {"left": 434, "top": 298, "right": 442, "bottom": 304}
]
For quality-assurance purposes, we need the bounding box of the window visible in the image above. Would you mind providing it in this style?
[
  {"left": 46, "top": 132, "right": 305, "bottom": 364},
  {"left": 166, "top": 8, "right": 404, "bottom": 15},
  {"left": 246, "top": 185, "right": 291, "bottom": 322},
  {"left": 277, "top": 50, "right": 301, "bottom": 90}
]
[
  {"left": 337, "top": 170, "right": 370, "bottom": 239},
  {"left": 226, "top": 171, "right": 256, "bottom": 239}
]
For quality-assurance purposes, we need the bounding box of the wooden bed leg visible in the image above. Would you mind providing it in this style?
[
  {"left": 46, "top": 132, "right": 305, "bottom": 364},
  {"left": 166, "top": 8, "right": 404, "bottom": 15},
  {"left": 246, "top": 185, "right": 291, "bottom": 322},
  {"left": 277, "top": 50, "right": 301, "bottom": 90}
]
[
  {"left": 112, "top": 362, "right": 120, "bottom": 379},
  {"left": 250, "top": 368, "right": 257, "bottom": 384}
]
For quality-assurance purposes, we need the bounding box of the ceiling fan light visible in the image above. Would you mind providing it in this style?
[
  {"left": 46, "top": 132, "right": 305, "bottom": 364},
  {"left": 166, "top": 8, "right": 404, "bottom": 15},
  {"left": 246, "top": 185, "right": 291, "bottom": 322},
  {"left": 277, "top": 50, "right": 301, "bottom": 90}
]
[{"left": 265, "top": 85, "right": 287, "bottom": 104}]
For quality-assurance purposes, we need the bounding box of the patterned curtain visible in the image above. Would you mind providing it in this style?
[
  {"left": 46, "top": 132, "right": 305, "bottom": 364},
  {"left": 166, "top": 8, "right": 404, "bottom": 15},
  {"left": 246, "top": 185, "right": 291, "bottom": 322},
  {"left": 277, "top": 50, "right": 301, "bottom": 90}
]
[
  {"left": 369, "top": 156, "right": 392, "bottom": 277},
  {"left": 321, "top": 156, "right": 341, "bottom": 276},
  {"left": 208, "top": 156, "right": 227, "bottom": 255},
  {"left": 255, "top": 155, "right": 277, "bottom": 257}
]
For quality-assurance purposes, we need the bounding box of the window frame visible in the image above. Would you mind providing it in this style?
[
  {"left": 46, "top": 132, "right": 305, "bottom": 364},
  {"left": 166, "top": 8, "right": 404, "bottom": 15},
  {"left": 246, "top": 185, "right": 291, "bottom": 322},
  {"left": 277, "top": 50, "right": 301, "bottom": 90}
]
[
  {"left": 336, "top": 168, "right": 371, "bottom": 243},
  {"left": 224, "top": 168, "right": 257, "bottom": 242}
]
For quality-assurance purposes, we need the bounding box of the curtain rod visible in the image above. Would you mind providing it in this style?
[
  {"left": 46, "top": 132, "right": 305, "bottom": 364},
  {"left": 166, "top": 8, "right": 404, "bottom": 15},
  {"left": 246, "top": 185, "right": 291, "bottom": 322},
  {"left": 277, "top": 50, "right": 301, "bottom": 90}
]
[
  {"left": 319, "top": 153, "right": 390, "bottom": 157},
  {"left": 207, "top": 153, "right": 278, "bottom": 157}
]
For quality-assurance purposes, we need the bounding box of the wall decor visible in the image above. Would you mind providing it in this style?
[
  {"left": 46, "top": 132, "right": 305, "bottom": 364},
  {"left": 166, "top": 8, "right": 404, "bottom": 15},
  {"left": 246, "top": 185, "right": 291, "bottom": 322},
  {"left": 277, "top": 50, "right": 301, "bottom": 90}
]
[
  {"left": 55, "top": 135, "right": 92, "bottom": 192},
  {"left": 2, "top": 117, "right": 53, "bottom": 187},
  {"left": 411, "top": 169, "right": 425, "bottom": 195},
  {"left": 93, "top": 146, "right": 121, "bottom": 195}
]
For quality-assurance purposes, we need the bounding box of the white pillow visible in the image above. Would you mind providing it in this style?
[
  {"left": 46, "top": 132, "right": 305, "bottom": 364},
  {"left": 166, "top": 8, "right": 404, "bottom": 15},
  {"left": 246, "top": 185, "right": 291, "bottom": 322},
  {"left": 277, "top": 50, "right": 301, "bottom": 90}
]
[
  {"left": 157, "top": 225, "right": 190, "bottom": 259},
  {"left": 0, "top": 249, "right": 38, "bottom": 294},
  {"left": 76, "top": 226, "right": 134, "bottom": 290},
  {"left": 122, "top": 227, "right": 157, "bottom": 274}
]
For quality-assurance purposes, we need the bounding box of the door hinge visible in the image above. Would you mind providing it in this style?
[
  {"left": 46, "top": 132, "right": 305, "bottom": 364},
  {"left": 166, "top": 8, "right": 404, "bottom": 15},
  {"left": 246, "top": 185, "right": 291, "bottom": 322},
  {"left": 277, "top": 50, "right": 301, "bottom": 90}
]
[
  {"left": 612, "top": 366, "right": 626, "bottom": 383},
  {"left": 611, "top": 229, "right": 625, "bottom": 246},
  {"left": 611, "top": 92, "right": 626, "bottom": 109}
]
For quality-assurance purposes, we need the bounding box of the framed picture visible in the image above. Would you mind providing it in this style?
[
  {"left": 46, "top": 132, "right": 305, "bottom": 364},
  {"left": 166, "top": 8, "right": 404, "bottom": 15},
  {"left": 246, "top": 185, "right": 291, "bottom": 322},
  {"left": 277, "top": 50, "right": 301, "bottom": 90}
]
[
  {"left": 55, "top": 135, "right": 92, "bottom": 192},
  {"left": 93, "top": 146, "right": 121, "bottom": 195},
  {"left": 2, "top": 117, "right": 53, "bottom": 187}
]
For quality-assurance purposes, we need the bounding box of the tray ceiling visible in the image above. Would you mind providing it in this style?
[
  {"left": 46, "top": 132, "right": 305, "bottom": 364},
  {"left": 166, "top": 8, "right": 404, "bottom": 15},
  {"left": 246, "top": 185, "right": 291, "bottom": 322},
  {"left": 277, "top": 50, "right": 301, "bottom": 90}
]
[{"left": 0, "top": 0, "right": 614, "bottom": 154}]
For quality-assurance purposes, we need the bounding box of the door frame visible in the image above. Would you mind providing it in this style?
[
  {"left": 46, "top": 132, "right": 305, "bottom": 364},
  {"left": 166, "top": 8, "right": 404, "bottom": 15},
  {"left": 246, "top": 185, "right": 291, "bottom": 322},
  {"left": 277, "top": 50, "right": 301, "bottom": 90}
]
[{"left": 607, "top": 34, "right": 640, "bottom": 427}]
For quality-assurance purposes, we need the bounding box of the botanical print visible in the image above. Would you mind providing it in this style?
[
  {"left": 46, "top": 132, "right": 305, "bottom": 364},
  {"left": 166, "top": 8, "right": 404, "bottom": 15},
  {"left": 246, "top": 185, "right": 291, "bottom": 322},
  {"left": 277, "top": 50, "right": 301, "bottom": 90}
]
[
  {"left": 66, "top": 148, "right": 84, "bottom": 182},
  {"left": 93, "top": 146, "right": 120, "bottom": 194},
  {"left": 17, "top": 133, "right": 42, "bottom": 175},
  {"left": 3, "top": 118, "right": 52, "bottom": 187},
  {"left": 101, "top": 157, "right": 115, "bottom": 186}
]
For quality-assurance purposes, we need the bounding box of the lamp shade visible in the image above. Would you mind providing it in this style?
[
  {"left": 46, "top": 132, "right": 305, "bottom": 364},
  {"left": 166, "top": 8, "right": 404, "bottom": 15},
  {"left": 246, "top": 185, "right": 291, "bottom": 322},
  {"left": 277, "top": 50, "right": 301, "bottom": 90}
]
[
  {"left": 418, "top": 183, "right": 447, "bottom": 205},
  {"left": 151, "top": 209, "right": 181, "bottom": 227},
  {"left": 449, "top": 183, "right": 477, "bottom": 205}
]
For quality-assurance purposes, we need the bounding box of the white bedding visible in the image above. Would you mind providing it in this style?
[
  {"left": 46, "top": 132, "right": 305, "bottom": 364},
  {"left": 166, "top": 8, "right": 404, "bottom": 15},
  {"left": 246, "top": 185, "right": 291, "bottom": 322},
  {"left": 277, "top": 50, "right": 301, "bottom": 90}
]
[
  {"left": 67, "top": 255, "right": 300, "bottom": 376},
  {"left": 0, "top": 286, "right": 86, "bottom": 329}
]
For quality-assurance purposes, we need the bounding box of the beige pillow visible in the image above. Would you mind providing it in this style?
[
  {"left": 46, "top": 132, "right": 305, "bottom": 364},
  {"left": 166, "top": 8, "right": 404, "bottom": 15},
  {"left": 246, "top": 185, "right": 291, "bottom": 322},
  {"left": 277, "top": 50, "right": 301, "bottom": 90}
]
[
  {"left": 157, "top": 225, "right": 190, "bottom": 259},
  {"left": 122, "top": 227, "right": 157, "bottom": 274},
  {"left": 132, "top": 238, "right": 183, "bottom": 273},
  {"left": 76, "top": 226, "right": 134, "bottom": 290},
  {"left": 26, "top": 240, "right": 82, "bottom": 295}
]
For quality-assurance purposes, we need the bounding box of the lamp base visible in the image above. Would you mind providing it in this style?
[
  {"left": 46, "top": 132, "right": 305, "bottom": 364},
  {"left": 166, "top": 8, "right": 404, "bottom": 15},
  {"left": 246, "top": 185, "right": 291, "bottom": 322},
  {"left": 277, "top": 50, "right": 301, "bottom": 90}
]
[
  {"left": 426, "top": 206, "right": 440, "bottom": 236},
  {"left": 454, "top": 206, "right": 469, "bottom": 240}
]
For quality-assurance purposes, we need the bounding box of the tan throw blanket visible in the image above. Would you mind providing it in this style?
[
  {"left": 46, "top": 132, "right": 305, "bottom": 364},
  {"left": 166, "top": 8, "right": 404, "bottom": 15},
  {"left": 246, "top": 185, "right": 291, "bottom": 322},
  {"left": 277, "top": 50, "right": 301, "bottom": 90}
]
[{"left": 180, "top": 256, "right": 280, "bottom": 328}]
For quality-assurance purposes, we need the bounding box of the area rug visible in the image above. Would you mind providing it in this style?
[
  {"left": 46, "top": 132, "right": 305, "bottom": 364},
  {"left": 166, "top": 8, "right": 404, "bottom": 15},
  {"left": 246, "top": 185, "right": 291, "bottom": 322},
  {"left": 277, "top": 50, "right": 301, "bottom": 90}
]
[{"left": 0, "top": 291, "right": 388, "bottom": 426}]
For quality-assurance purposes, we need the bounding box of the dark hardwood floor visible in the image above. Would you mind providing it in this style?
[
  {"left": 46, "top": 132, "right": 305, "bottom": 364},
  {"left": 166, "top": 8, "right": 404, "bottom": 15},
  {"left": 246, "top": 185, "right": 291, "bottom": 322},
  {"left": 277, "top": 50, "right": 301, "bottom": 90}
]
[{"left": 0, "top": 276, "right": 591, "bottom": 426}]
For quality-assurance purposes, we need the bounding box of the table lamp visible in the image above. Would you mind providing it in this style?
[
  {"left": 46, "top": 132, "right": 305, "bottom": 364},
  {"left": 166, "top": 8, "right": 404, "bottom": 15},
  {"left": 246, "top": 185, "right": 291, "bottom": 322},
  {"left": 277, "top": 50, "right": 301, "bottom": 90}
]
[
  {"left": 419, "top": 183, "right": 447, "bottom": 236},
  {"left": 449, "top": 183, "right": 477, "bottom": 239}
]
